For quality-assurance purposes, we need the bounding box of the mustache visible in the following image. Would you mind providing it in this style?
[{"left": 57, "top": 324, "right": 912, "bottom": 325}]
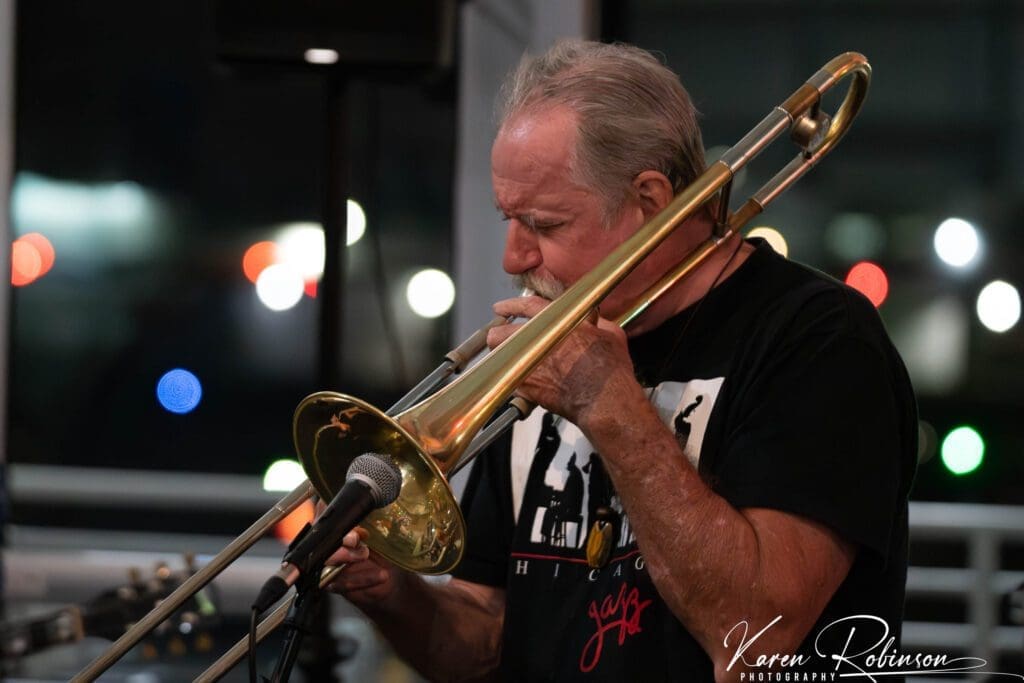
[{"left": 511, "top": 272, "right": 566, "bottom": 300}]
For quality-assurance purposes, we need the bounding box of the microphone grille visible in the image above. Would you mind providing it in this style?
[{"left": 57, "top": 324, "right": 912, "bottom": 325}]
[{"left": 348, "top": 453, "right": 402, "bottom": 506}]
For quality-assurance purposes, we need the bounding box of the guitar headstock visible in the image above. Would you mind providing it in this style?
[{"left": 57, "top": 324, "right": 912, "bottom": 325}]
[
  {"left": 1, "top": 554, "right": 221, "bottom": 661},
  {"left": 84, "top": 554, "right": 221, "bottom": 658}
]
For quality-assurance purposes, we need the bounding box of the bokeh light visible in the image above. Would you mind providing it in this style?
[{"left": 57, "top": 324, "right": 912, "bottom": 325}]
[
  {"left": 277, "top": 223, "right": 325, "bottom": 280},
  {"left": 940, "top": 425, "right": 985, "bottom": 476},
  {"left": 845, "top": 261, "right": 889, "bottom": 307},
  {"left": 347, "top": 199, "right": 367, "bottom": 246},
  {"left": 256, "top": 264, "right": 305, "bottom": 311},
  {"left": 11, "top": 239, "right": 42, "bottom": 286},
  {"left": 274, "top": 499, "right": 317, "bottom": 544},
  {"left": 933, "top": 217, "right": 980, "bottom": 268},
  {"left": 156, "top": 368, "right": 203, "bottom": 414},
  {"left": 747, "top": 226, "right": 788, "bottom": 257},
  {"left": 406, "top": 268, "right": 456, "bottom": 318},
  {"left": 242, "top": 241, "right": 278, "bottom": 284},
  {"left": 825, "top": 213, "right": 886, "bottom": 261},
  {"left": 20, "top": 233, "right": 55, "bottom": 276},
  {"left": 304, "top": 48, "right": 339, "bottom": 65},
  {"left": 976, "top": 280, "right": 1020, "bottom": 333},
  {"left": 262, "top": 459, "right": 307, "bottom": 492}
]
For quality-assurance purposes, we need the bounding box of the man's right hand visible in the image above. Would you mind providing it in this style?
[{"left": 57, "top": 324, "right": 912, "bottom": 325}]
[{"left": 323, "top": 528, "right": 406, "bottom": 610}]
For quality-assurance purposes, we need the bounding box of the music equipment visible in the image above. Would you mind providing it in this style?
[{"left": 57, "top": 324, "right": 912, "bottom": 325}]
[{"left": 2, "top": 559, "right": 217, "bottom": 663}]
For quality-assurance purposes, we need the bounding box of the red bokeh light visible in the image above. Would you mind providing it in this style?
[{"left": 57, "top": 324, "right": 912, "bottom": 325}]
[
  {"left": 845, "top": 261, "right": 889, "bottom": 307},
  {"left": 242, "top": 241, "right": 278, "bottom": 284},
  {"left": 11, "top": 239, "right": 42, "bottom": 286},
  {"left": 20, "top": 233, "right": 55, "bottom": 277},
  {"left": 273, "top": 499, "right": 316, "bottom": 544}
]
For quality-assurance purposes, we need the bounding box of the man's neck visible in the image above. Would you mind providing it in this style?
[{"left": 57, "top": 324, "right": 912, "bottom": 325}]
[{"left": 624, "top": 229, "right": 753, "bottom": 337}]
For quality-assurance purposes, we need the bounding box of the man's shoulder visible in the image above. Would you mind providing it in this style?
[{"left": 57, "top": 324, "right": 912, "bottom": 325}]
[{"left": 745, "top": 241, "right": 891, "bottom": 344}]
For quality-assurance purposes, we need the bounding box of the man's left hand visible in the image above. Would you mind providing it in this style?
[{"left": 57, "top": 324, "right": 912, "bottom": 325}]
[{"left": 485, "top": 295, "right": 643, "bottom": 428}]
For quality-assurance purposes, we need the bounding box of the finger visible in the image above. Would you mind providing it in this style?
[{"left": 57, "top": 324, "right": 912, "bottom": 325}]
[
  {"left": 340, "top": 529, "right": 362, "bottom": 548},
  {"left": 326, "top": 566, "right": 388, "bottom": 594},
  {"left": 492, "top": 295, "right": 550, "bottom": 319},
  {"left": 486, "top": 321, "right": 523, "bottom": 349},
  {"left": 595, "top": 318, "right": 629, "bottom": 348},
  {"left": 326, "top": 542, "right": 370, "bottom": 565}
]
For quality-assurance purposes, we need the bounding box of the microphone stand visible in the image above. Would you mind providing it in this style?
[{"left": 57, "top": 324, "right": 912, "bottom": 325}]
[{"left": 269, "top": 563, "right": 326, "bottom": 683}]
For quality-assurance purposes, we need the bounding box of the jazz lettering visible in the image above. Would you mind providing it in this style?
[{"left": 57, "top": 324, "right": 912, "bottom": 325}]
[{"left": 579, "top": 582, "right": 653, "bottom": 673}]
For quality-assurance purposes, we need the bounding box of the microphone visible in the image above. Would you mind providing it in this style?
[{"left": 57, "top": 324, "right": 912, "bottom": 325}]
[{"left": 252, "top": 453, "right": 402, "bottom": 612}]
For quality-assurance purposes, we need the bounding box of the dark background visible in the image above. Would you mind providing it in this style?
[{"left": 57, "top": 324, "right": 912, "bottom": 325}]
[{"left": 8, "top": 0, "right": 1024, "bottom": 510}]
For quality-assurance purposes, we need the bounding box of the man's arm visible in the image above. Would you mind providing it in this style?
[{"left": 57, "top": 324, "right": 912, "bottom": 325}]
[
  {"left": 584, "top": 393, "right": 855, "bottom": 678},
  {"left": 326, "top": 535, "right": 505, "bottom": 682},
  {"left": 488, "top": 299, "right": 856, "bottom": 678}
]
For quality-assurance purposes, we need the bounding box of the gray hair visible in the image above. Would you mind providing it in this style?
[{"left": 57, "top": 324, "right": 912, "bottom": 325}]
[{"left": 496, "top": 40, "right": 705, "bottom": 219}]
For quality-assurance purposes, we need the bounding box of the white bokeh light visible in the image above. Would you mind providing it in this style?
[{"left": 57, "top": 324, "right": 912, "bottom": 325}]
[
  {"left": 976, "top": 280, "right": 1020, "bottom": 333},
  {"left": 347, "top": 199, "right": 367, "bottom": 246},
  {"left": 406, "top": 268, "right": 456, "bottom": 318},
  {"left": 933, "top": 217, "right": 980, "bottom": 268},
  {"left": 256, "top": 264, "right": 305, "bottom": 311},
  {"left": 262, "top": 459, "right": 307, "bottom": 492},
  {"left": 304, "top": 48, "right": 339, "bottom": 65},
  {"left": 277, "top": 223, "right": 325, "bottom": 280},
  {"left": 747, "top": 226, "right": 788, "bottom": 257}
]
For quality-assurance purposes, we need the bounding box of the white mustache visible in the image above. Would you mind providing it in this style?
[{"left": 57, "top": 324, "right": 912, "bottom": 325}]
[{"left": 512, "top": 272, "right": 566, "bottom": 301}]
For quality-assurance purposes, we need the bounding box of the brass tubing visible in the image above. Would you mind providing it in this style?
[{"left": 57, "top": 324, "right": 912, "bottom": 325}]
[{"left": 395, "top": 160, "right": 735, "bottom": 472}]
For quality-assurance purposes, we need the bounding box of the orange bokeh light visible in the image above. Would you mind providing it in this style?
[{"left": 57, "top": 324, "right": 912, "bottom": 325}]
[
  {"left": 12, "top": 239, "right": 42, "bottom": 286},
  {"left": 845, "top": 261, "right": 889, "bottom": 307},
  {"left": 273, "top": 499, "right": 316, "bottom": 544},
  {"left": 242, "top": 241, "right": 279, "bottom": 284},
  {"left": 20, "top": 233, "right": 55, "bottom": 277}
]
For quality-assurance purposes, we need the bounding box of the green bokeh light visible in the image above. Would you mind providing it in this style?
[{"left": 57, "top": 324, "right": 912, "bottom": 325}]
[{"left": 940, "top": 426, "right": 985, "bottom": 476}]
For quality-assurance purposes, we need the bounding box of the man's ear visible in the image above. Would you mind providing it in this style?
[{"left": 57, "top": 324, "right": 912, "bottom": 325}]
[{"left": 632, "top": 171, "right": 675, "bottom": 219}]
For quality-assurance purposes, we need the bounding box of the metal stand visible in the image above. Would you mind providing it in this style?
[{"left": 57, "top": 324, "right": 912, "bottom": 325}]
[
  {"left": 269, "top": 571, "right": 325, "bottom": 683},
  {"left": 319, "top": 75, "right": 349, "bottom": 390}
]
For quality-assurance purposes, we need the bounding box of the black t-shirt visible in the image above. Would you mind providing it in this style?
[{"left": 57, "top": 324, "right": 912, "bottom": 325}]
[{"left": 453, "top": 239, "right": 918, "bottom": 681}]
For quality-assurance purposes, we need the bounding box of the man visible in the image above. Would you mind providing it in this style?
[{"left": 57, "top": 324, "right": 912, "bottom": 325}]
[{"left": 327, "top": 40, "right": 917, "bottom": 681}]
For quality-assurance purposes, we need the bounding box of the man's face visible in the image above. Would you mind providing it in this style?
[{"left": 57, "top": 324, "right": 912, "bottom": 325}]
[{"left": 491, "top": 105, "right": 651, "bottom": 319}]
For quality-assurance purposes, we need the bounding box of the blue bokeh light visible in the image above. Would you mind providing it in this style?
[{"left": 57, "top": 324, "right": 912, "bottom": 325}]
[{"left": 156, "top": 368, "right": 203, "bottom": 414}]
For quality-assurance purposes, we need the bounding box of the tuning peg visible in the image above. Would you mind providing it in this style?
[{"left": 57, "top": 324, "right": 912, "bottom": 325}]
[
  {"left": 116, "top": 585, "right": 138, "bottom": 603},
  {"left": 154, "top": 561, "right": 171, "bottom": 581},
  {"left": 183, "top": 552, "right": 197, "bottom": 573},
  {"left": 194, "top": 632, "right": 213, "bottom": 653},
  {"left": 168, "top": 636, "right": 186, "bottom": 657}
]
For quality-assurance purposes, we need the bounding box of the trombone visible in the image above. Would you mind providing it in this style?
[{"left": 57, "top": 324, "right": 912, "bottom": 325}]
[{"left": 74, "top": 52, "right": 871, "bottom": 682}]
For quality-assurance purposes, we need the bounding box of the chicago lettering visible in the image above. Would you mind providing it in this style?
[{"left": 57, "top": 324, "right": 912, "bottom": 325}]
[{"left": 511, "top": 554, "right": 646, "bottom": 579}]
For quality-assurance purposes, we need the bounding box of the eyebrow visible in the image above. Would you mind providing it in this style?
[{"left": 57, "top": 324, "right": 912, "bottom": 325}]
[{"left": 494, "top": 203, "right": 538, "bottom": 230}]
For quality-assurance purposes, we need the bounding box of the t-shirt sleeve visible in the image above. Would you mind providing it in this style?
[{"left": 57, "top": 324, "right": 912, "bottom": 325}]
[
  {"left": 450, "top": 434, "right": 516, "bottom": 587},
  {"left": 711, "top": 303, "right": 914, "bottom": 564}
]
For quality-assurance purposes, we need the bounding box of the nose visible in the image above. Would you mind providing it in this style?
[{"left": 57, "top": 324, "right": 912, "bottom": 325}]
[{"left": 502, "top": 220, "right": 542, "bottom": 275}]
